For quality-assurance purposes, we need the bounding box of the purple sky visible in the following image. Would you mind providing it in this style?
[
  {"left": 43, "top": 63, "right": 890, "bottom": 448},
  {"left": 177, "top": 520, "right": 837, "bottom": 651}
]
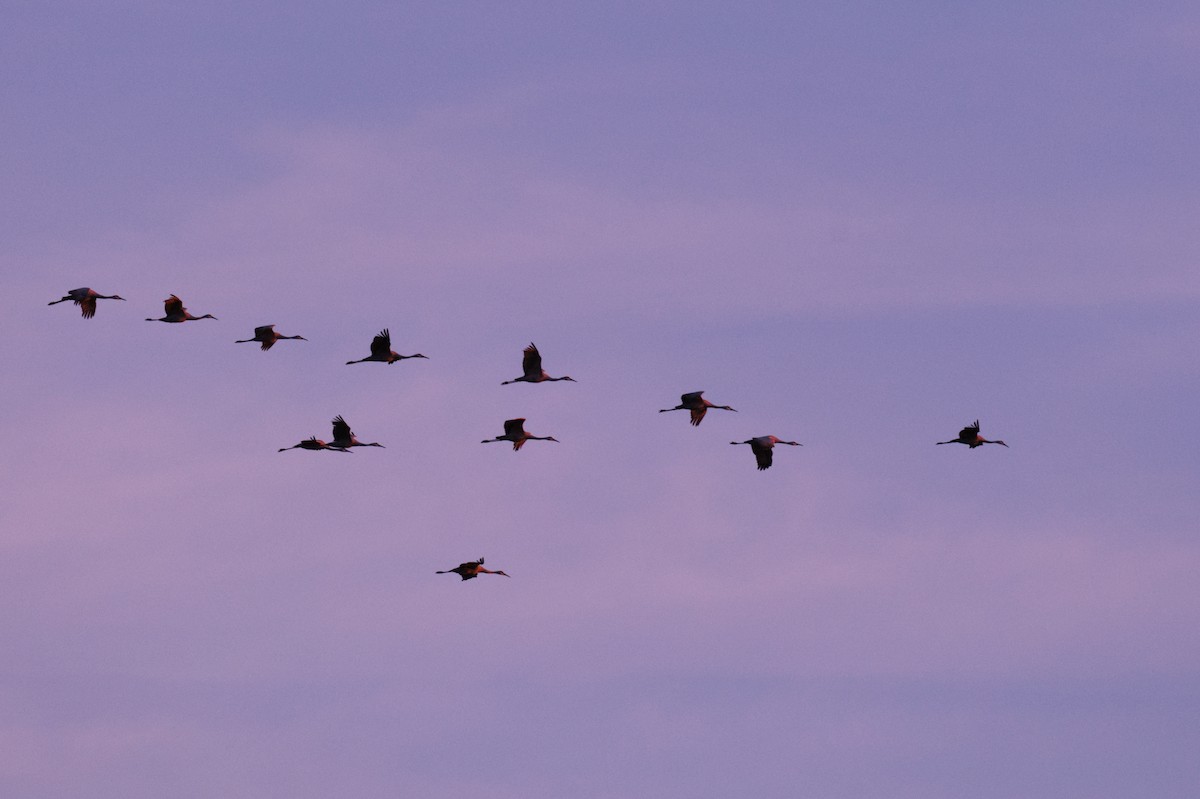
[{"left": 3, "top": 3, "right": 1199, "bottom": 796}]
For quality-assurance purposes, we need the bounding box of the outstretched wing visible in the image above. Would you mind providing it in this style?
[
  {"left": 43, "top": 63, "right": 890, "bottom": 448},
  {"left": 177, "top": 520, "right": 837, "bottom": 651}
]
[
  {"left": 752, "top": 441, "right": 774, "bottom": 470},
  {"left": 689, "top": 406, "right": 708, "bottom": 426},
  {"left": 79, "top": 297, "right": 97, "bottom": 318},
  {"left": 369, "top": 329, "right": 392, "bottom": 358},
  {"left": 164, "top": 295, "right": 184, "bottom": 316},
  {"left": 331, "top": 415, "right": 352, "bottom": 443},
  {"left": 254, "top": 325, "right": 276, "bottom": 350},
  {"left": 958, "top": 420, "right": 981, "bottom": 440},
  {"left": 503, "top": 418, "right": 526, "bottom": 438},
  {"left": 680, "top": 391, "right": 704, "bottom": 405},
  {"left": 521, "top": 343, "right": 543, "bottom": 378}
]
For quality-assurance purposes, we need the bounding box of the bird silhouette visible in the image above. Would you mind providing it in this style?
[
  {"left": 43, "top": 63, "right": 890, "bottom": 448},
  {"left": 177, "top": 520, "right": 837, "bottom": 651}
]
[
  {"left": 48, "top": 288, "right": 125, "bottom": 319},
  {"left": 236, "top": 324, "right": 306, "bottom": 351},
  {"left": 437, "top": 557, "right": 510, "bottom": 580},
  {"left": 329, "top": 415, "right": 384, "bottom": 449},
  {"left": 278, "top": 436, "right": 350, "bottom": 453},
  {"left": 145, "top": 295, "right": 216, "bottom": 323},
  {"left": 481, "top": 418, "right": 558, "bottom": 451},
  {"left": 730, "top": 436, "right": 802, "bottom": 470},
  {"left": 346, "top": 329, "right": 427, "bottom": 364},
  {"left": 660, "top": 391, "right": 737, "bottom": 426},
  {"left": 936, "top": 420, "right": 1008, "bottom": 448},
  {"left": 501, "top": 342, "right": 576, "bottom": 385}
]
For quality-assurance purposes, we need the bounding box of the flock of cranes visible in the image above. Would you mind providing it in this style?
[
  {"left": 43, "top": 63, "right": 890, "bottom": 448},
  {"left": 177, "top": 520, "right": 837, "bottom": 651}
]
[{"left": 51, "top": 287, "right": 1011, "bottom": 582}]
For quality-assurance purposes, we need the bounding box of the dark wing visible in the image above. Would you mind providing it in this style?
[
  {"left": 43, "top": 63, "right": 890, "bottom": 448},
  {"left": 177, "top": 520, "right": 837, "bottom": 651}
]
[
  {"left": 164, "top": 295, "right": 184, "bottom": 316},
  {"left": 958, "top": 420, "right": 981, "bottom": 440},
  {"left": 521, "top": 343, "right": 543, "bottom": 378},
  {"left": 680, "top": 391, "right": 704, "bottom": 405},
  {"left": 79, "top": 297, "right": 97, "bottom": 318},
  {"left": 689, "top": 406, "right": 708, "bottom": 426},
  {"left": 457, "top": 559, "right": 482, "bottom": 579},
  {"left": 369, "top": 329, "right": 392, "bottom": 358},
  {"left": 752, "top": 441, "right": 773, "bottom": 470},
  {"left": 331, "top": 415, "right": 352, "bottom": 442},
  {"left": 254, "top": 325, "right": 277, "bottom": 350},
  {"left": 503, "top": 418, "right": 526, "bottom": 437}
]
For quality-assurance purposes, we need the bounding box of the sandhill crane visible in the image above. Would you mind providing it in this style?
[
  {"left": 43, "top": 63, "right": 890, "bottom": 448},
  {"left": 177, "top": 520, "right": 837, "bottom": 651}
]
[
  {"left": 437, "top": 557, "right": 510, "bottom": 580},
  {"left": 936, "top": 420, "right": 1008, "bottom": 448},
  {"left": 481, "top": 418, "right": 558, "bottom": 451},
  {"left": 501, "top": 342, "right": 576, "bottom": 385},
  {"left": 48, "top": 288, "right": 125, "bottom": 319},
  {"left": 236, "top": 324, "right": 306, "bottom": 350},
  {"left": 329, "top": 415, "right": 384, "bottom": 449},
  {"left": 145, "top": 294, "right": 217, "bottom": 323},
  {"left": 659, "top": 391, "right": 737, "bottom": 426},
  {"left": 346, "top": 328, "right": 427, "bottom": 365},
  {"left": 730, "top": 436, "right": 802, "bottom": 470},
  {"left": 278, "top": 436, "right": 350, "bottom": 453}
]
